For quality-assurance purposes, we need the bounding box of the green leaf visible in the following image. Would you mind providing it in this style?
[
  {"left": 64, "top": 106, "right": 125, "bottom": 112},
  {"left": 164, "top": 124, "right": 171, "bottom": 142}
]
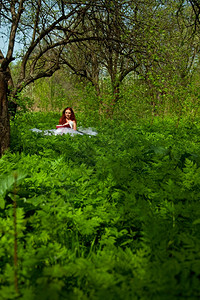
[
  {"left": 193, "top": 219, "right": 200, "bottom": 225},
  {"left": 0, "top": 195, "right": 5, "bottom": 209}
]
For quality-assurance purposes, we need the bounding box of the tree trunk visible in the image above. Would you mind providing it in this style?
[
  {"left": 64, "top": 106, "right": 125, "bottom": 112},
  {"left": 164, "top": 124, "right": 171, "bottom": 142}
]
[
  {"left": 105, "top": 82, "right": 120, "bottom": 118},
  {"left": 0, "top": 71, "right": 10, "bottom": 157}
]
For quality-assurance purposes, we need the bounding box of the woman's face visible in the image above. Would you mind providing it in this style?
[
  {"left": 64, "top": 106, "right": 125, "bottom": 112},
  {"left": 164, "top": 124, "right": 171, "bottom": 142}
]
[{"left": 65, "top": 109, "right": 72, "bottom": 120}]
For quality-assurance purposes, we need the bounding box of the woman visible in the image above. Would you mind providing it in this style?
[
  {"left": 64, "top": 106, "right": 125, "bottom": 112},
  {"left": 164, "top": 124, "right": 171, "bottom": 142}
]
[
  {"left": 58, "top": 107, "right": 77, "bottom": 130},
  {"left": 31, "top": 106, "right": 97, "bottom": 136}
]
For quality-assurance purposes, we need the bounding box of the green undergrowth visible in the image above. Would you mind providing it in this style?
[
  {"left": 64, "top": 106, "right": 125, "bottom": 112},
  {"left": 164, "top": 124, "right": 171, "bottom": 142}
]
[{"left": 1, "top": 113, "right": 200, "bottom": 299}]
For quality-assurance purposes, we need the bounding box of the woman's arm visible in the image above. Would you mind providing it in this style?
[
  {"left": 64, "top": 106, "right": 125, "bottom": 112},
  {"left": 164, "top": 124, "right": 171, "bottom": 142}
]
[{"left": 73, "top": 120, "right": 77, "bottom": 130}]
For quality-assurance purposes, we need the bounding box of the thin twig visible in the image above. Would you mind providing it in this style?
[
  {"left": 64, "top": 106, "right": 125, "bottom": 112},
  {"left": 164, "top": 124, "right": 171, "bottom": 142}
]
[{"left": 13, "top": 172, "right": 19, "bottom": 294}]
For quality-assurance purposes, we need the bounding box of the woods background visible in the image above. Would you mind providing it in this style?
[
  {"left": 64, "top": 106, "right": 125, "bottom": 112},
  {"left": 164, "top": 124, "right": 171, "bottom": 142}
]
[{"left": 1, "top": 0, "right": 200, "bottom": 156}]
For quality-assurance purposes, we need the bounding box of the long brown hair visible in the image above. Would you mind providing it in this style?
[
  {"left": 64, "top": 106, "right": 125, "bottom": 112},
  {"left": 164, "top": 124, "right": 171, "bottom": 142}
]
[{"left": 59, "top": 107, "right": 76, "bottom": 125}]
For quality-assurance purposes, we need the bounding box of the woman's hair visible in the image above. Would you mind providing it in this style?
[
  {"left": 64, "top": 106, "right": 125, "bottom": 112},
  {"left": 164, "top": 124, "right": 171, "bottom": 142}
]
[{"left": 59, "top": 107, "right": 76, "bottom": 125}]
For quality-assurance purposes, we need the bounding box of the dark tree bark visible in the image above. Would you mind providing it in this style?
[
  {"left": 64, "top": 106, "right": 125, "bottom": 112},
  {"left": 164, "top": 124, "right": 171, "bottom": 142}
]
[
  {"left": 0, "top": 50, "right": 16, "bottom": 118},
  {"left": 0, "top": 71, "right": 10, "bottom": 157}
]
